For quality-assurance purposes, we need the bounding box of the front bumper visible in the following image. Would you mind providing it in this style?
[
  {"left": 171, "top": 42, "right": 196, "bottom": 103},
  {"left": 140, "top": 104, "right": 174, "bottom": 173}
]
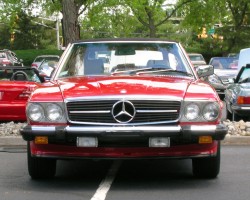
[
  {"left": 231, "top": 104, "right": 250, "bottom": 116},
  {"left": 21, "top": 124, "right": 227, "bottom": 159},
  {"left": 21, "top": 124, "right": 228, "bottom": 142}
]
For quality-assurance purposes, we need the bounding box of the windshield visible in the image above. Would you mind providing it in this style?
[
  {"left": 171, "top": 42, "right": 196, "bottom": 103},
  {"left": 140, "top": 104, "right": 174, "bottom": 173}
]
[
  {"left": 189, "top": 54, "right": 205, "bottom": 62},
  {"left": 209, "top": 57, "right": 238, "bottom": 70},
  {"left": 57, "top": 42, "right": 193, "bottom": 78},
  {"left": 238, "top": 67, "right": 250, "bottom": 83}
]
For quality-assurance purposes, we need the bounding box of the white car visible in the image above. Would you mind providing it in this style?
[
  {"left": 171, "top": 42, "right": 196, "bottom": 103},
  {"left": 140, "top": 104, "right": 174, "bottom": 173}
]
[
  {"left": 238, "top": 48, "right": 250, "bottom": 71},
  {"left": 31, "top": 55, "right": 60, "bottom": 68}
]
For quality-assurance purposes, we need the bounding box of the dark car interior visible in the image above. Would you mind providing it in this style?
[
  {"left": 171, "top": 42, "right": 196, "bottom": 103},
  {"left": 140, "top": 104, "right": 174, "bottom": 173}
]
[{"left": 0, "top": 67, "right": 43, "bottom": 82}]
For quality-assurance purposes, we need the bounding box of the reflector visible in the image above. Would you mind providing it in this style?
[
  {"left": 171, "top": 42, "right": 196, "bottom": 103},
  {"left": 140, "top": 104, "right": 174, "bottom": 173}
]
[
  {"left": 35, "top": 136, "right": 48, "bottom": 144},
  {"left": 199, "top": 136, "right": 212, "bottom": 144}
]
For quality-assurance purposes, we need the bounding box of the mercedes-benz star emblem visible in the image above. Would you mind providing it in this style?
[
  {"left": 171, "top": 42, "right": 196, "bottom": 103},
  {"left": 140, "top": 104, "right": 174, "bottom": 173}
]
[{"left": 112, "top": 100, "right": 136, "bottom": 123}]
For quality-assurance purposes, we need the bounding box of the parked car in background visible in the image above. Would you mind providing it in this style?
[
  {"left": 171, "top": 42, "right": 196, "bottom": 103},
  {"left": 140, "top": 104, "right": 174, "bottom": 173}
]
[
  {"left": 206, "top": 57, "right": 238, "bottom": 99},
  {"left": 224, "top": 64, "right": 250, "bottom": 121},
  {"left": 31, "top": 55, "right": 60, "bottom": 68},
  {"left": 21, "top": 38, "right": 227, "bottom": 180},
  {"left": 188, "top": 53, "right": 206, "bottom": 67},
  {"left": 0, "top": 66, "right": 44, "bottom": 122},
  {"left": 0, "top": 49, "right": 23, "bottom": 67},
  {"left": 37, "top": 59, "right": 58, "bottom": 79}
]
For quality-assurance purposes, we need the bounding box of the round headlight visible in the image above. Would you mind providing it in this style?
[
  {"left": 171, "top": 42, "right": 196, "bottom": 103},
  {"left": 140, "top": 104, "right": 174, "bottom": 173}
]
[
  {"left": 46, "top": 103, "right": 63, "bottom": 121},
  {"left": 27, "top": 103, "right": 45, "bottom": 122},
  {"left": 184, "top": 103, "right": 200, "bottom": 120},
  {"left": 203, "top": 103, "right": 219, "bottom": 121}
]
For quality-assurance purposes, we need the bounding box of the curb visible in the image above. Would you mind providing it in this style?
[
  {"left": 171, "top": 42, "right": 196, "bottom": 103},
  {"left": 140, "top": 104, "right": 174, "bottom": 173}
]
[
  {"left": 0, "top": 136, "right": 26, "bottom": 147},
  {"left": 222, "top": 136, "right": 250, "bottom": 145},
  {"left": 1, "top": 136, "right": 250, "bottom": 147}
]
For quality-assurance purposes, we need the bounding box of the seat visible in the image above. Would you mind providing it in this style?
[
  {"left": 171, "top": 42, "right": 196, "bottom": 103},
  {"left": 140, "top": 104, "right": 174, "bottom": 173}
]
[
  {"left": 146, "top": 60, "right": 169, "bottom": 68},
  {"left": 84, "top": 59, "right": 104, "bottom": 75}
]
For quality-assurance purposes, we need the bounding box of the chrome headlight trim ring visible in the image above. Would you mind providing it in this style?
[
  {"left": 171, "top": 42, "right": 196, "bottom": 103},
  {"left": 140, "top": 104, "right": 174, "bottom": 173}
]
[
  {"left": 46, "top": 103, "right": 64, "bottom": 122},
  {"left": 26, "top": 102, "right": 66, "bottom": 123},
  {"left": 202, "top": 102, "right": 220, "bottom": 121},
  {"left": 26, "top": 103, "right": 45, "bottom": 122}
]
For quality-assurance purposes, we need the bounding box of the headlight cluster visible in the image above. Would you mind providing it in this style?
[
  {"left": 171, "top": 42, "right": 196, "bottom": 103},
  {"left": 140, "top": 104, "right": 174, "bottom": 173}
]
[
  {"left": 27, "top": 102, "right": 66, "bottom": 123},
  {"left": 182, "top": 101, "right": 220, "bottom": 122}
]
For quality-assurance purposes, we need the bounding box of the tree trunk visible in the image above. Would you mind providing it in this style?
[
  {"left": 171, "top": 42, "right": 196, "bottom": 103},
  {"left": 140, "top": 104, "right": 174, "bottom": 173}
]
[{"left": 62, "top": 0, "right": 80, "bottom": 46}]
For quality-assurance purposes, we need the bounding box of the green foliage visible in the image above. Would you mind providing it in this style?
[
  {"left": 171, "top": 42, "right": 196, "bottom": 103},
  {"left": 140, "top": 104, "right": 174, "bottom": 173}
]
[
  {"left": 1, "top": 0, "right": 250, "bottom": 58},
  {"left": 0, "top": 24, "right": 11, "bottom": 49},
  {"left": 11, "top": 11, "right": 37, "bottom": 49},
  {"left": 181, "top": 0, "right": 250, "bottom": 53},
  {"left": 14, "top": 49, "right": 63, "bottom": 66},
  {"left": 81, "top": 0, "right": 140, "bottom": 38}
]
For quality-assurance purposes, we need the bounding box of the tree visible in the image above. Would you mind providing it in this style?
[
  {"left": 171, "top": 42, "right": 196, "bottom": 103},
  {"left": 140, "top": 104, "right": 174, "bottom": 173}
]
[
  {"left": 181, "top": 0, "right": 250, "bottom": 54},
  {"left": 10, "top": 11, "right": 38, "bottom": 49},
  {"left": 220, "top": 0, "right": 250, "bottom": 53},
  {"left": 0, "top": 23, "right": 11, "bottom": 49},
  {"left": 61, "top": 0, "right": 89, "bottom": 45},
  {"left": 119, "top": 0, "right": 194, "bottom": 38},
  {"left": 80, "top": 0, "right": 141, "bottom": 38}
]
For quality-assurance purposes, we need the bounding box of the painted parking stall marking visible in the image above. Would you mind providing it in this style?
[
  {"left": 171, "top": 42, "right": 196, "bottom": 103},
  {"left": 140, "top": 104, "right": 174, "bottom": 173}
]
[{"left": 90, "top": 161, "right": 121, "bottom": 200}]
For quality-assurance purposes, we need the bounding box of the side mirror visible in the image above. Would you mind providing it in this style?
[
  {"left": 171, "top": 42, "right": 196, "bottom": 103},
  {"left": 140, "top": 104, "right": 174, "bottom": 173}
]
[{"left": 196, "top": 65, "right": 214, "bottom": 78}]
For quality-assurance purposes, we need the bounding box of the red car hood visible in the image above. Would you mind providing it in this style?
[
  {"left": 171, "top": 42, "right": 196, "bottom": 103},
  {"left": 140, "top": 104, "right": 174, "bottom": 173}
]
[
  {"left": 30, "top": 76, "right": 218, "bottom": 102},
  {"left": 57, "top": 76, "right": 191, "bottom": 99}
]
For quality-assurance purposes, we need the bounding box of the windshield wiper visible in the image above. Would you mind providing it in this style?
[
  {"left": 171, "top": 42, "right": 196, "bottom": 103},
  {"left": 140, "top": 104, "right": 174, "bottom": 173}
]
[
  {"left": 111, "top": 67, "right": 193, "bottom": 77},
  {"left": 111, "top": 67, "right": 152, "bottom": 76},
  {"left": 136, "top": 68, "right": 193, "bottom": 77}
]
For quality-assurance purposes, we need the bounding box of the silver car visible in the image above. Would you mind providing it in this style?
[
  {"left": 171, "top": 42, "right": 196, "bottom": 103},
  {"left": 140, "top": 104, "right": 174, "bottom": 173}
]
[{"left": 224, "top": 64, "right": 250, "bottom": 121}]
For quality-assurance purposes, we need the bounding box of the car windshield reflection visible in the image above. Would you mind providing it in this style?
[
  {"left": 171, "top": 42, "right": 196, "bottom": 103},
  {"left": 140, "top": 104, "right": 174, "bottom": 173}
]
[{"left": 57, "top": 42, "right": 193, "bottom": 78}]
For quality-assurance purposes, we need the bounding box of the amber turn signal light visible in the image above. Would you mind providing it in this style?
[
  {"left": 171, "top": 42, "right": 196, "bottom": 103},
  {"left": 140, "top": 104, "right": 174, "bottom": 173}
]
[
  {"left": 199, "top": 136, "right": 212, "bottom": 144},
  {"left": 35, "top": 136, "right": 48, "bottom": 144}
]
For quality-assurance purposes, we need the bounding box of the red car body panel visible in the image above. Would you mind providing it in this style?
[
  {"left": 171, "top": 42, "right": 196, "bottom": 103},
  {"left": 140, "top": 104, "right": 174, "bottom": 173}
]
[
  {"left": 0, "top": 81, "right": 38, "bottom": 121},
  {"left": 30, "top": 76, "right": 218, "bottom": 101},
  {"left": 30, "top": 141, "right": 218, "bottom": 159}
]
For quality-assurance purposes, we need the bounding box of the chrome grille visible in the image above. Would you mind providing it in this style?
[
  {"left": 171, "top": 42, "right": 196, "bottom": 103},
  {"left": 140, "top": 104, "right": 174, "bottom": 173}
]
[{"left": 66, "top": 99, "right": 181, "bottom": 124}]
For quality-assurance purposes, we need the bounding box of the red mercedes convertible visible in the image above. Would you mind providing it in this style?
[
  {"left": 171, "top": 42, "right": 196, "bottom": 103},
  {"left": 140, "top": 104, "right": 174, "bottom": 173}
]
[
  {"left": 21, "top": 39, "right": 228, "bottom": 179},
  {"left": 0, "top": 66, "right": 43, "bottom": 122}
]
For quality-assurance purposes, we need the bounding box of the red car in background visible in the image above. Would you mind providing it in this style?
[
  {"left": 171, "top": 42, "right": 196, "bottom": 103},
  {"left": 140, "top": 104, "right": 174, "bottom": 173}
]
[
  {"left": 0, "top": 66, "right": 43, "bottom": 122},
  {"left": 21, "top": 38, "right": 228, "bottom": 179}
]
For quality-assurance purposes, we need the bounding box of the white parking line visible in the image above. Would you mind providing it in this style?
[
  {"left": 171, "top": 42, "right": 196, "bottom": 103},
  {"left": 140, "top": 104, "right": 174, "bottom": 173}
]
[{"left": 90, "top": 160, "right": 121, "bottom": 200}]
